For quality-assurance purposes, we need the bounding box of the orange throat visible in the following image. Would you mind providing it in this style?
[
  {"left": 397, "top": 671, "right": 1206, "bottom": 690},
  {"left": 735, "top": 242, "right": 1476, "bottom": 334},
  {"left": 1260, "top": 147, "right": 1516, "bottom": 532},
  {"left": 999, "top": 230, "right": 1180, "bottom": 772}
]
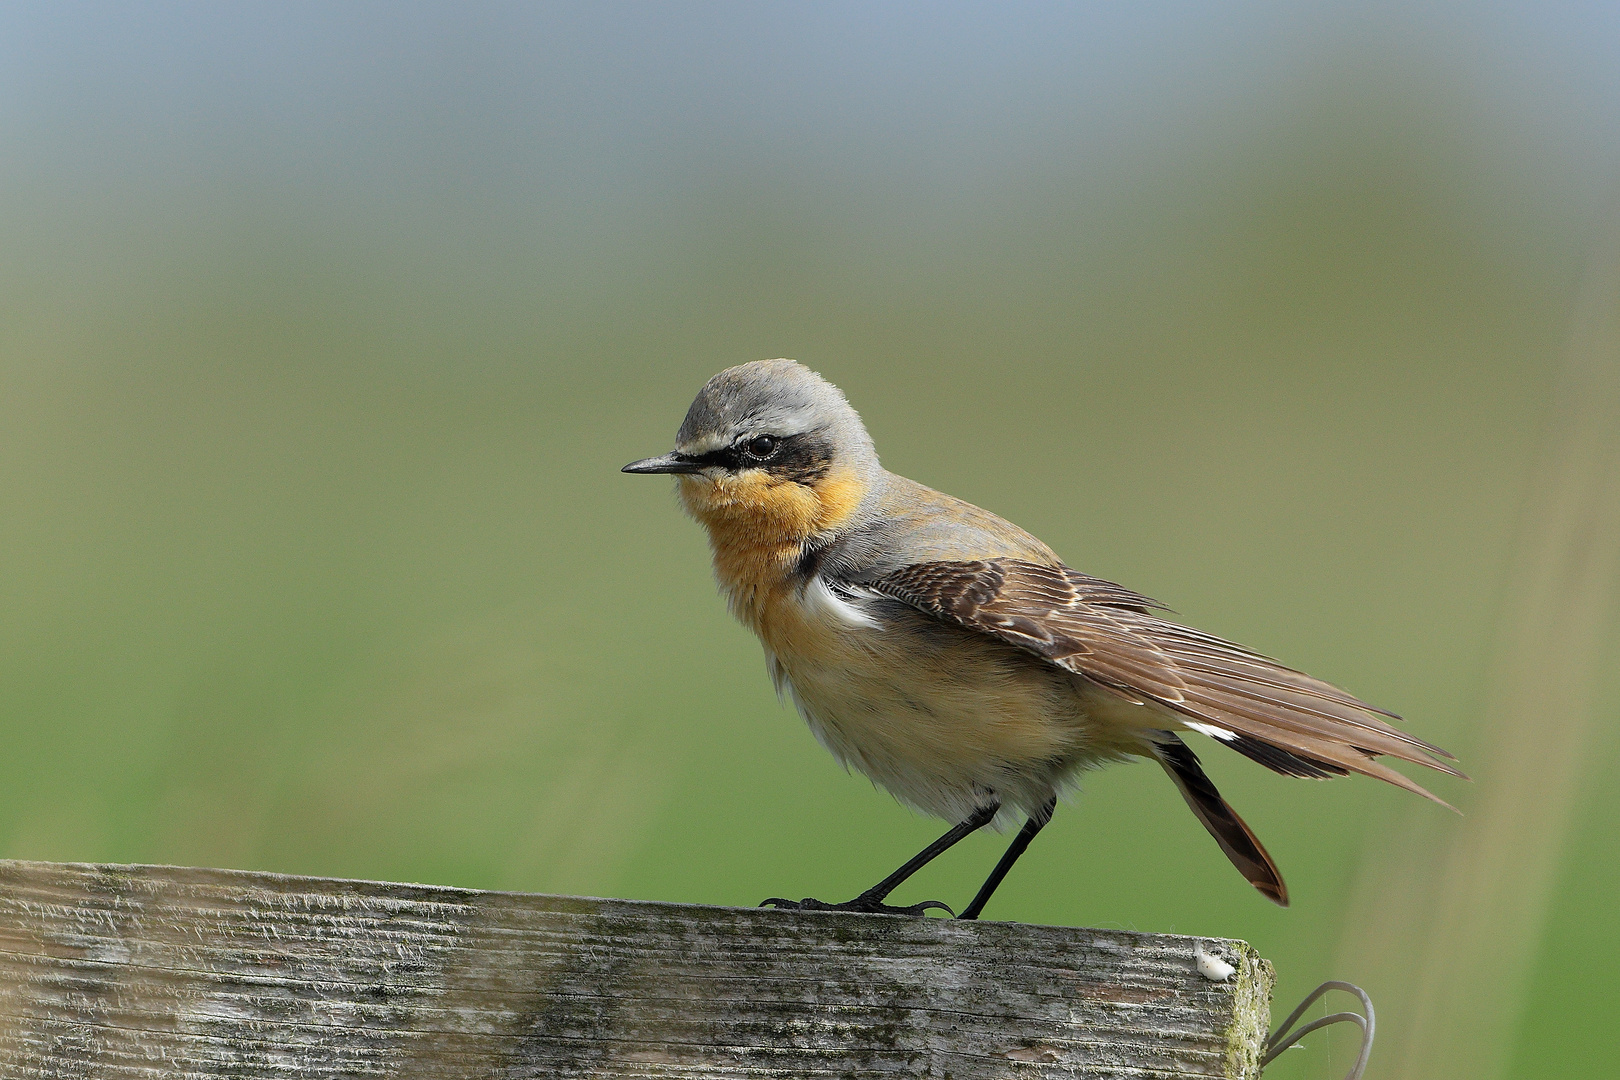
[{"left": 678, "top": 466, "right": 868, "bottom": 626}]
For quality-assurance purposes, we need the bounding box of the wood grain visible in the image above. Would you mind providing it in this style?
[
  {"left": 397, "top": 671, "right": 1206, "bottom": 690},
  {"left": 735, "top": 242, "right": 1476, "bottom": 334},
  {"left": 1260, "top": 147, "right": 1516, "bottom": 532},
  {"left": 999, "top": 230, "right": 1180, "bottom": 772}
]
[{"left": 0, "top": 861, "right": 1272, "bottom": 1078}]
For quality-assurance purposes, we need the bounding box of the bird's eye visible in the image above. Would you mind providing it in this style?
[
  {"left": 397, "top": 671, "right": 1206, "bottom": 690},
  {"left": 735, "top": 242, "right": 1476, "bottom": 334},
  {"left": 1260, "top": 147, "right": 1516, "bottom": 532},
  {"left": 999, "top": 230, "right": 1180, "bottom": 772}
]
[{"left": 743, "top": 435, "right": 779, "bottom": 459}]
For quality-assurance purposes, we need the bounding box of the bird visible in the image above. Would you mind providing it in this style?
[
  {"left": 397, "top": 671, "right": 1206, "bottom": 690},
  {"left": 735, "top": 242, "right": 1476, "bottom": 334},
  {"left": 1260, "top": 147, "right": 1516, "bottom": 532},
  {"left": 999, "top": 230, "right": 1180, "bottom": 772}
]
[{"left": 623, "top": 358, "right": 1462, "bottom": 918}]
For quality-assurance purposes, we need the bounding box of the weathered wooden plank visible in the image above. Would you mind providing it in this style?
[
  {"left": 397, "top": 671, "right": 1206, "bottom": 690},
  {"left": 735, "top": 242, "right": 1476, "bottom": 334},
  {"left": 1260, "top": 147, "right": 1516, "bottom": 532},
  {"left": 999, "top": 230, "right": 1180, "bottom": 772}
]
[{"left": 0, "top": 861, "right": 1273, "bottom": 1078}]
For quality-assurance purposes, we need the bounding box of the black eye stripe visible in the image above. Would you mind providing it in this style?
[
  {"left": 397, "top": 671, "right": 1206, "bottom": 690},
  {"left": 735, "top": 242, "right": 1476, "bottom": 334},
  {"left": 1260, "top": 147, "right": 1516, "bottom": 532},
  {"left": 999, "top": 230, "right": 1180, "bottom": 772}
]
[
  {"left": 680, "top": 431, "right": 831, "bottom": 481},
  {"left": 684, "top": 446, "right": 742, "bottom": 470},
  {"left": 767, "top": 433, "right": 832, "bottom": 481}
]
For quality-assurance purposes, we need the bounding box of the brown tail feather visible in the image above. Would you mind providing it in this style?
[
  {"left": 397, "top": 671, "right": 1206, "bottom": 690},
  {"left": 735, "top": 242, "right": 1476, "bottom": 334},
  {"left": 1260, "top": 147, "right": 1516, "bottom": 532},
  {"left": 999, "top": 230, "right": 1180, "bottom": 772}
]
[
  {"left": 1218, "top": 728, "right": 1463, "bottom": 811},
  {"left": 1152, "top": 734, "right": 1289, "bottom": 906}
]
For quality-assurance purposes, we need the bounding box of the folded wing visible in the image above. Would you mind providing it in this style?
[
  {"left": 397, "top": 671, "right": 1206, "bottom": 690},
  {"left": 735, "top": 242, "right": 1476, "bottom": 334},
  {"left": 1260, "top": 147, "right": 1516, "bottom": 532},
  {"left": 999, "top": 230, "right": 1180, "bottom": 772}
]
[{"left": 866, "top": 558, "right": 1464, "bottom": 806}]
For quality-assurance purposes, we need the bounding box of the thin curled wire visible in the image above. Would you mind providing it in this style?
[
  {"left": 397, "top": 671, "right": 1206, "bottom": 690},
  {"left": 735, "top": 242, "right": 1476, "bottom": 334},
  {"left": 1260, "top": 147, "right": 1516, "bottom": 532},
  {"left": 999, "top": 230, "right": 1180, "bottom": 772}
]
[{"left": 1259, "top": 980, "right": 1375, "bottom": 1080}]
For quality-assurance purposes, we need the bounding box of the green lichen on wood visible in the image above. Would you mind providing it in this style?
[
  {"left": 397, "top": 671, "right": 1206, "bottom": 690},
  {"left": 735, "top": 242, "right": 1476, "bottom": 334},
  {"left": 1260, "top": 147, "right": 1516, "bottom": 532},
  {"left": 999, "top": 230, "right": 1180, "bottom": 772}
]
[{"left": 1222, "top": 941, "right": 1278, "bottom": 1079}]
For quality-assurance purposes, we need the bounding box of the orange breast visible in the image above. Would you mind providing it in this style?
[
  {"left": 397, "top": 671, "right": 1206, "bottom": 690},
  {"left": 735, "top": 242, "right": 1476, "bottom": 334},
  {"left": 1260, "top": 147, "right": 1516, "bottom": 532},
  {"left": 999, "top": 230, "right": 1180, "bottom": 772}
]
[{"left": 678, "top": 466, "right": 868, "bottom": 628}]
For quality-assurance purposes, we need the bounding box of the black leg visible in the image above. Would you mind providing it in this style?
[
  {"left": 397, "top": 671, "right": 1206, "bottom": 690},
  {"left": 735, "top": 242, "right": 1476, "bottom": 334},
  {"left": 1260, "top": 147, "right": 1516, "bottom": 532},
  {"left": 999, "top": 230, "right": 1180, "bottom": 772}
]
[
  {"left": 958, "top": 797, "right": 1056, "bottom": 921},
  {"left": 762, "top": 802, "right": 1000, "bottom": 917}
]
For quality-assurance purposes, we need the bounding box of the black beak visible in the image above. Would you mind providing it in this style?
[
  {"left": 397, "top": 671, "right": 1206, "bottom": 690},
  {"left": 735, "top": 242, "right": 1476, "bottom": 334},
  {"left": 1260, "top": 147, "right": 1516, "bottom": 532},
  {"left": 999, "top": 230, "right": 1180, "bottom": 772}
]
[{"left": 622, "top": 452, "right": 705, "bottom": 475}]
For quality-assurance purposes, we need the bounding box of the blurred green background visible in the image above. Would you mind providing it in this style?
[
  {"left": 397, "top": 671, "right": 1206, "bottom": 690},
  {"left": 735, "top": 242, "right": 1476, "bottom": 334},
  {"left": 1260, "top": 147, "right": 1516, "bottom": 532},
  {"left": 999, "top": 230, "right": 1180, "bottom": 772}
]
[{"left": 3, "top": 4, "right": 1618, "bottom": 1077}]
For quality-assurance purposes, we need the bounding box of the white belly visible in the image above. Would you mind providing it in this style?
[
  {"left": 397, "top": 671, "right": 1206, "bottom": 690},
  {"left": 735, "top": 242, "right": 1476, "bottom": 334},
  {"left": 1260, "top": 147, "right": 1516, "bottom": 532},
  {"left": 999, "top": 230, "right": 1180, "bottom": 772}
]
[{"left": 761, "top": 583, "right": 1146, "bottom": 825}]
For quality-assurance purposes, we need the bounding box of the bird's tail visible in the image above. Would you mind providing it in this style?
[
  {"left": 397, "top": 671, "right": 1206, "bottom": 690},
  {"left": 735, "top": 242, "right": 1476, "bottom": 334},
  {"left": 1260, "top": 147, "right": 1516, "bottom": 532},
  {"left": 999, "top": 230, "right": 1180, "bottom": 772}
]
[{"left": 1151, "top": 734, "right": 1288, "bottom": 906}]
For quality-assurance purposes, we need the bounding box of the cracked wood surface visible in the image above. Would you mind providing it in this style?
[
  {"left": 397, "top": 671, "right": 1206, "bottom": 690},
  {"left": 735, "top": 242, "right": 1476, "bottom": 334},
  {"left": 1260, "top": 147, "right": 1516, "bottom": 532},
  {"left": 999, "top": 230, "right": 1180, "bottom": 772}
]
[{"left": 0, "top": 861, "right": 1273, "bottom": 1078}]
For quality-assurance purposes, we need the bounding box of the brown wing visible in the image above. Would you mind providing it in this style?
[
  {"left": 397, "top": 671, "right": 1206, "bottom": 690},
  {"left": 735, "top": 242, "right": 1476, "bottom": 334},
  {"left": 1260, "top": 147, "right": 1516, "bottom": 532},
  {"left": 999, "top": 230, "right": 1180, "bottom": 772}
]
[{"left": 867, "top": 558, "right": 1464, "bottom": 806}]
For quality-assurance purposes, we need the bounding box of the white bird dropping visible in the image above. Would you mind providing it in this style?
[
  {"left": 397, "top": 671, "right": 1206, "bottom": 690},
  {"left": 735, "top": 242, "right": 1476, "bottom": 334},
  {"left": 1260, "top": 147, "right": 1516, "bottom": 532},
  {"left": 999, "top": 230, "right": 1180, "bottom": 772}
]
[{"left": 1195, "top": 946, "right": 1235, "bottom": 983}]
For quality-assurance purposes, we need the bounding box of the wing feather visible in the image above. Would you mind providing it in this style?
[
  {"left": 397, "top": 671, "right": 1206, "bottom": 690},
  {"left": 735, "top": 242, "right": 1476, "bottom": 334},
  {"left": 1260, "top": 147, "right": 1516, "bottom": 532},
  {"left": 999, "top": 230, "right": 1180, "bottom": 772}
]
[{"left": 867, "top": 558, "right": 1462, "bottom": 805}]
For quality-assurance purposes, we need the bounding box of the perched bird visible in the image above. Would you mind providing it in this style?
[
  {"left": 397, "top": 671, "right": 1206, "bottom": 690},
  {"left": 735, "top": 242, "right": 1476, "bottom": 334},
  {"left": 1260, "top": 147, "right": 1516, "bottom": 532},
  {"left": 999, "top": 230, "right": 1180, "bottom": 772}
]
[{"left": 624, "top": 359, "right": 1461, "bottom": 917}]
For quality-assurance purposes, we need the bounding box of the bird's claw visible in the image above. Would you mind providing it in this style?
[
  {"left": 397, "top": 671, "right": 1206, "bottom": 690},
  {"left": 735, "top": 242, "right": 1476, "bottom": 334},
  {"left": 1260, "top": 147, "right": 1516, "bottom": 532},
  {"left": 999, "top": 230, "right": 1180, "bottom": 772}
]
[{"left": 759, "top": 895, "right": 955, "bottom": 917}]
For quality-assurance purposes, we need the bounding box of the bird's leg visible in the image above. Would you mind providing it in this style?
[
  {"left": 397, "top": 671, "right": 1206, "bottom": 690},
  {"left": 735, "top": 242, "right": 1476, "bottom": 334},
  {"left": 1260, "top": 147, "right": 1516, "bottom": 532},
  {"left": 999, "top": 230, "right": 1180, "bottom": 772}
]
[
  {"left": 957, "top": 797, "right": 1057, "bottom": 920},
  {"left": 762, "top": 802, "right": 1000, "bottom": 916}
]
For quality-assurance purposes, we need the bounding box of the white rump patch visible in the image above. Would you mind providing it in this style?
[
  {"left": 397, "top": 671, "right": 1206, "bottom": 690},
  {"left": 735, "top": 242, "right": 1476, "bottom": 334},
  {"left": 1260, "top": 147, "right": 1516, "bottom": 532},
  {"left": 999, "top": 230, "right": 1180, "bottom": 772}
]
[
  {"left": 804, "top": 576, "right": 882, "bottom": 630},
  {"left": 1184, "top": 721, "right": 1237, "bottom": 742}
]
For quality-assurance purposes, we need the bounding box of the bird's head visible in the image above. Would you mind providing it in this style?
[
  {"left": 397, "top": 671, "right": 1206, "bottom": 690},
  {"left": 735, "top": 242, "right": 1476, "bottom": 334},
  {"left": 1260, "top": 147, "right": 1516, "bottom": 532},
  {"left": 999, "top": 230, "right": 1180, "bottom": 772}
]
[{"left": 623, "top": 359, "right": 879, "bottom": 546}]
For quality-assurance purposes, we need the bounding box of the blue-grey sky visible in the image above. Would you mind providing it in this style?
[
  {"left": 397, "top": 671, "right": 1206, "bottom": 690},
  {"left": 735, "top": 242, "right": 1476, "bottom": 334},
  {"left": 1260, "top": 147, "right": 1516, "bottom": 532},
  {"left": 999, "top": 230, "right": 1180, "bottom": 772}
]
[{"left": 4, "top": 2, "right": 1617, "bottom": 212}]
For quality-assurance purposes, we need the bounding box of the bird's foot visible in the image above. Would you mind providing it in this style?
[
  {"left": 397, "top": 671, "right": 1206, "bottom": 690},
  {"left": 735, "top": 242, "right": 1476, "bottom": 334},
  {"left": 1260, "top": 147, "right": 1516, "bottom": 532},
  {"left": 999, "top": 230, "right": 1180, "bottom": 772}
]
[{"left": 759, "top": 893, "right": 954, "bottom": 917}]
